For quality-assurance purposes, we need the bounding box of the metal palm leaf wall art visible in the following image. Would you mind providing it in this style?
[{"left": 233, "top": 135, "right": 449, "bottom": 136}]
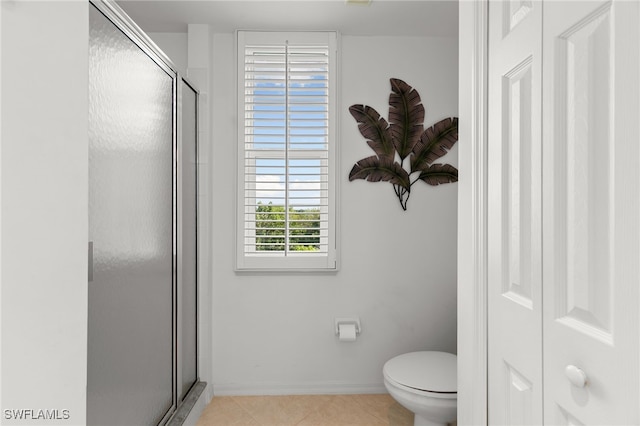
[{"left": 349, "top": 78, "right": 459, "bottom": 210}]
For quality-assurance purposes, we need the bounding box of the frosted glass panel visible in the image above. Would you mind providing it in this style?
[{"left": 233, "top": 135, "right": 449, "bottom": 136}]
[
  {"left": 180, "top": 80, "right": 198, "bottom": 401},
  {"left": 88, "top": 5, "right": 174, "bottom": 425}
]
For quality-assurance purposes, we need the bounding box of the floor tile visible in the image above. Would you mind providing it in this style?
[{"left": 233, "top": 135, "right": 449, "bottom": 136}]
[
  {"left": 231, "top": 395, "right": 333, "bottom": 426},
  {"left": 352, "top": 394, "right": 413, "bottom": 425},
  {"left": 196, "top": 396, "right": 260, "bottom": 426},
  {"left": 295, "top": 395, "right": 387, "bottom": 426},
  {"left": 196, "top": 393, "right": 414, "bottom": 426}
]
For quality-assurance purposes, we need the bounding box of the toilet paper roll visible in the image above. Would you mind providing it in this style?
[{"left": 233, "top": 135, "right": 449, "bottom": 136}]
[{"left": 338, "top": 323, "right": 357, "bottom": 342}]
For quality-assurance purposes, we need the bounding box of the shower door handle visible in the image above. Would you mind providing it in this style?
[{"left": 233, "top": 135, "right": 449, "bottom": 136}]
[{"left": 88, "top": 241, "right": 94, "bottom": 282}]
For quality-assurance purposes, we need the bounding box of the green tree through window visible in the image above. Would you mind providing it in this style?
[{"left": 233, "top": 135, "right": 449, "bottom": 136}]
[{"left": 255, "top": 203, "right": 320, "bottom": 251}]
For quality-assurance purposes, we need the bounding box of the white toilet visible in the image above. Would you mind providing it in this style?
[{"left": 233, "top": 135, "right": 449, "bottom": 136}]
[{"left": 383, "top": 351, "right": 457, "bottom": 426}]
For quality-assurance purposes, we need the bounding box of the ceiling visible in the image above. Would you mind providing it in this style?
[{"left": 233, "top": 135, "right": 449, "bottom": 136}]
[{"left": 117, "top": 0, "right": 459, "bottom": 37}]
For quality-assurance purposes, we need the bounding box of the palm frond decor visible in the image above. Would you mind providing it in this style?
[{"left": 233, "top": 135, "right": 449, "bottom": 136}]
[{"left": 349, "top": 78, "right": 459, "bottom": 210}]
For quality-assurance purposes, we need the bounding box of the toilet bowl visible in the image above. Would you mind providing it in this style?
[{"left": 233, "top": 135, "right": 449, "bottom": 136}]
[{"left": 383, "top": 351, "right": 457, "bottom": 426}]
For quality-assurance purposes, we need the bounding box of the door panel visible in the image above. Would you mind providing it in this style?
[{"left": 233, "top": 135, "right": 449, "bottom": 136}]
[
  {"left": 542, "top": 1, "right": 640, "bottom": 424},
  {"left": 488, "top": 1, "right": 543, "bottom": 423},
  {"left": 88, "top": 5, "right": 175, "bottom": 424},
  {"left": 179, "top": 79, "right": 198, "bottom": 401}
]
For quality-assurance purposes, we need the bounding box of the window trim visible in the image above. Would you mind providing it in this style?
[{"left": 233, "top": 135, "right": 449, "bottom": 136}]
[{"left": 235, "top": 30, "right": 339, "bottom": 272}]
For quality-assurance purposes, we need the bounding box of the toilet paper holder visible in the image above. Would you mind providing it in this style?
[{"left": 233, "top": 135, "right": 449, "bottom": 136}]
[{"left": 334, "top": 318, "right": 361, "bottom": 336}]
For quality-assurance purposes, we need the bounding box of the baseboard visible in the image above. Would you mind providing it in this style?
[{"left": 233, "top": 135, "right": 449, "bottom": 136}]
[{"left": 212, "top": 381, "right": 387, "bottom": 396}]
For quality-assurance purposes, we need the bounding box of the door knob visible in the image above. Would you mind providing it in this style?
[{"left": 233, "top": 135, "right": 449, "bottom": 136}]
[{"left": 565, "top": 365, "right": 588, "bottom": 388}]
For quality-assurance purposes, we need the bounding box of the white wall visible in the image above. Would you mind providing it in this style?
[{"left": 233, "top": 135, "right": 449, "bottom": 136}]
[
  {"left": 210, "top": 34, "right": 459, "bottom": 395},
  {"left": 1, "top": 1, "right": 89, "bottom": 424}
]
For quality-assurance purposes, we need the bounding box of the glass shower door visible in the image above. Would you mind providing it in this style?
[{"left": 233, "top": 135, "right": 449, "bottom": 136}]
[
  {"left": 88, "top": 5, "right": 175, "bottom": 425},
  {"left": 179, "top": 80, "right": 198, "bottom": 402}
]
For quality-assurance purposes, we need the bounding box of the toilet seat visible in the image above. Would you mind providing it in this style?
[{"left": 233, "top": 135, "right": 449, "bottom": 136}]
[{"left": 383, "top": 351, "right": 457, "bottom": 396}]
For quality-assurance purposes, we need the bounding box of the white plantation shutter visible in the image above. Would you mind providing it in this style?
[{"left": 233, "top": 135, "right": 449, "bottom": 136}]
[{"left": 237, "top": 31, "right": 338, "bottom": 270}]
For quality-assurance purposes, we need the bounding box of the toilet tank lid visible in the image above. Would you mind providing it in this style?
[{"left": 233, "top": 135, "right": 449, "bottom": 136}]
[{"left": 383, "top": 351, "right": 457, "bottom": 393}]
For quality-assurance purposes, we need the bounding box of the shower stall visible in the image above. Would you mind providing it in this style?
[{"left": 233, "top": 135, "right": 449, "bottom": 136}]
[{"left": 87, "top": 1, "right": 200, "bottom": 424}]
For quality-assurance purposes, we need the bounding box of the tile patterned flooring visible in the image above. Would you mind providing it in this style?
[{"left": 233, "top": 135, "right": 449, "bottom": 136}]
[{"left": 196, "top": 394, "right": 414, "bottom": 426}]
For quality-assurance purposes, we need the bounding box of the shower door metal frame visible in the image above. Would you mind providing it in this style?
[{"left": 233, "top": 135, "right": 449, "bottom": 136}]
[
  {"left": 176, "top": 76, "right": 200, "bottom": 404},
  {"left": 88, "top": 1, "right": 200, "bottom": 424}
]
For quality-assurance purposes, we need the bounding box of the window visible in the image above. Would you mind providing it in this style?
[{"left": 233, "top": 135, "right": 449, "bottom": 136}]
[{"left": 236, "top": 31, "right": 338, "bottom": 271}]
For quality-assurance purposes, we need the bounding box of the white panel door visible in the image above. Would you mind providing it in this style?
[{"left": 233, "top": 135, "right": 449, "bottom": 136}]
[
  {"left": 542, "top": 1, "right": 640, "bottom": 424},
  {"left": 487, "top": 1, "right": 543, "bottom": 424}
]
